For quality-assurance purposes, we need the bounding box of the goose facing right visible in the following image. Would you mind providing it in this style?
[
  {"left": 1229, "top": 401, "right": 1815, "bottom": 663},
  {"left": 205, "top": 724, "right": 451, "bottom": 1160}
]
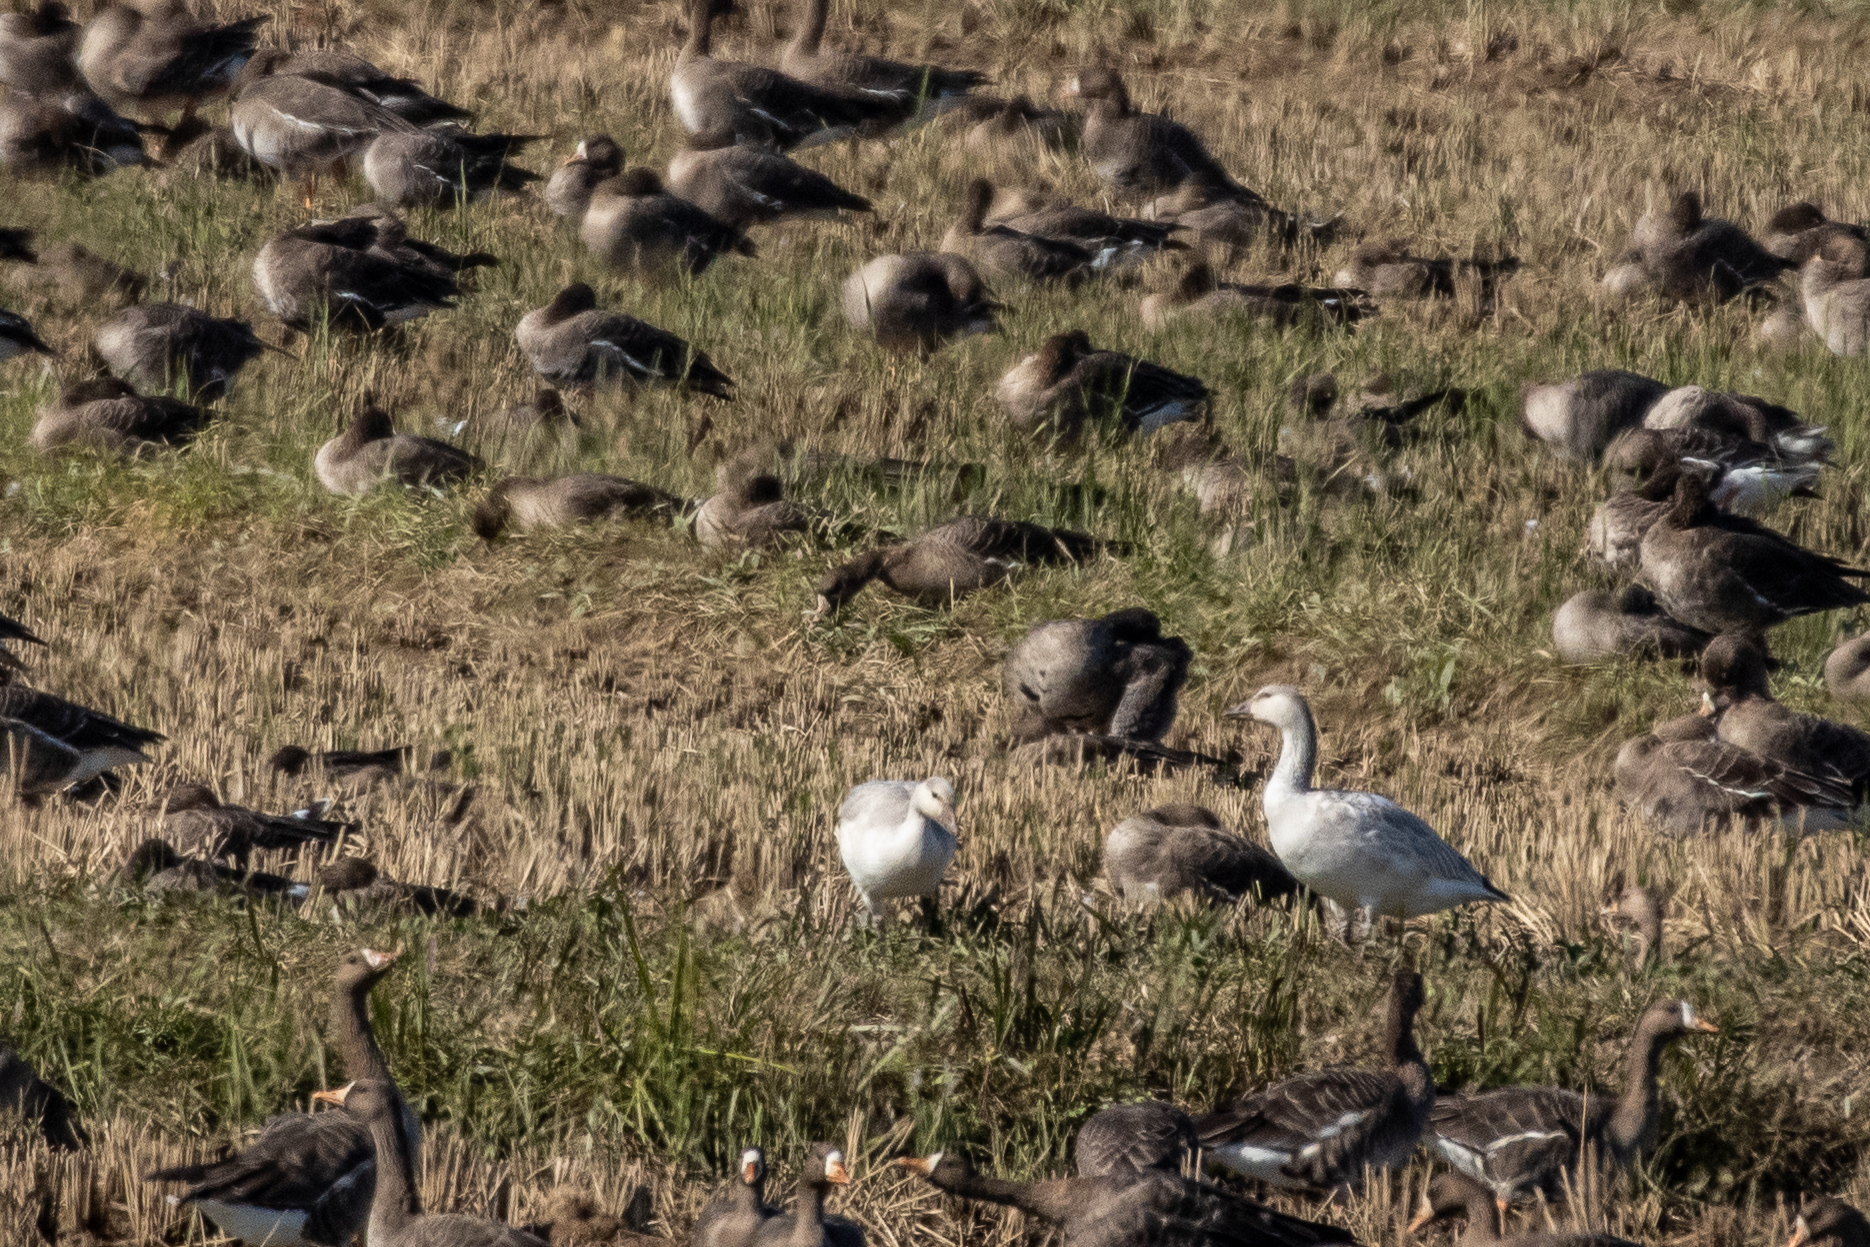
[
  {"left": 814, "top": 515, "right": 1110, "bottom": 612},
  {"left": 515, "top": 283, "right": 735, "bottom": 397},
  {"left": 471, "top": 473, "right": 687, "bottom": 541},
  {"left": 841, "top": 251, "right": 1001, "bottom": 353},
  {"left": 667, "top": 129, "right": 872, "bottom": 228},
  {"left": 1825, "top": 633, "right": 1870, "bottom": 701},
  {"left": 1140, "top": 262, "right": 1370, "bottom": 331},
  {"left": 0, "top": 671, "right": 163, "bottom": 782},
  {"left": 835, "top": 777, "right": 959, "bottom": 927},
  {"left": 997, "top": 331, "right": 1210, "bottom": 442},
  {"left": 748, "top": 1143, "right": 860, "bottom": 1247},
  {"left": 1104, "top": 804, "right": 1298, "bottom": 908},
  {"left": 1229, "top": 687, "right": 1507, "bottom": 929},
  {"left": 313, "top": 399, "right": 480, "bottom": 496}
]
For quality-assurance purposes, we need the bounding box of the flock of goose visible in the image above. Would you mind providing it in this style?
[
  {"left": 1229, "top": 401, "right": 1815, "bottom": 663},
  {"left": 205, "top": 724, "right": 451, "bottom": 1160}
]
[{"left": 4, "top": 0, "right": 1870, "bottom": 1243}]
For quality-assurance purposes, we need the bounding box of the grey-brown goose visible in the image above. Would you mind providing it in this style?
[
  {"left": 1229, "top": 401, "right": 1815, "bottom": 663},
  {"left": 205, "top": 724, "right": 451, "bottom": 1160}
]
[
  {"left": 546, "top": 134, "right": 624, "bottom": 219},
  {"left": 471, "top": 473, "right": 686, "bottom": 541},
  {"left": 1517, "top": 370, "right": 1668, "bottom": 462},
  {"left": 1640, "top": 383, "right": 1832, "bottom": 460},
  {"left": 94, "top": 302, "right": 267, "bottom": 400},
  {"left": 1065, "top": 66, "right": 1245, "bottom": 202},
  {"left": 148, "top": 950, "right": 417, "bottom": 1247},
  {"left": 516, "top": 284, "right": 735, "bottom": 397},
  {"left": 1701, "top": 633, "right": 1870, "bottom": 799},
  {"left": 315, "top": 399, "right": 480, "bottom": 497},
  {"left": 1637, "top": 462, "right": 1870, "bottom": 634},
  {"left": 0, "top": 2, "right": 80, "bottom": 95},
  {"left": 125, "top": 839, "right": 309, "bottom": 903},
  {"left": 0, "top": 717, "right": 89, "bottom": 796},
  {"left": 667, "top": 128, "right": 871, "bottom": 229},
  {"left": 334, "top": 204, "right": 498, "bottom": 278},
  {"left": 458, "top": 388, "right": 580, "bottom": 454},
  {"left": 1408, "top": 1170, "right": 1640, "bottom": 1247},
  {"left": 31, "top": 377, "right": 206, "bottom": 457},
  {"left": 942, "top": 179, "right": 1096, "bottom": 285},
  {"left": 1104, "top": 804, "right": 1297, "bottom": 907},
  {"left": 1800, "top": 233, "right": 1870, "bottom": 356},
  {"left": 269, "top": 47, "right": 469, "bottom": 127},
  {"left": 780, "top": 0, "right": 984, "bottom": 110},
  {"left": 150, "top": 782, "right": 345, "bottom": 867},
  {"left": 230, "top": 49, "right": 419, "bottom": 187},
  {"left": 77, "top": 1, "right": 266, "bottom": 120},
  {"left": 1601, "top": 427, "right": 1825, "bottom": 520},
  {"left": 318, "top": 857, "right": 482, "bottom": 919},
  {"left": 157, "top": 112, "right": 269, "bottom": 179},
  {"left": 0, "top": 85, "right": 148, "bottom": 175},
  {"left": 990, "top": 195, "right": 1186, "bottom": 267},
  {"left": 363, "top": 127, "right": 540, "bottom": 209},
  {"left": 997, "top": 331, "right": 1209, "bottom": 442},
  {"left": 1149, "top": 182, "right": 1330, "bottom": 254},
  {"left": 0, "top": 309, "right": 54, "bottom": 362},
  {"left": 749, "top": 1144, "right": 861, "bottom": 1247},
  {"left": 670, "top": 0, "right": 913, "bottom": 150},
  {"left": 1613, "top": 712, "right": 1853, "bottom": 834},
  {"left": 269, "top": 744, "right": 415, "bottom": 785},
  {"left": 1075, "top": 1101, "right": 1198, "bottom": 1177},
  {"left": 253, "top": 216, "right": 462, "bottom": 332},
  {"left": 814, "top": 515, "right": 1109, "bottom": 612},
  {"left": 1427, "top": 1000, "right": 1716, "bottom": 1207},
  {"left": 1586, "top": 459, "right": 1685, "bottom": 573},
  {"left": 944, "top": 93, "right": 1073, "bottom": 152},
  {"left": 0, "top": 672, "right": 160, "bottom": 782},
  {"left": 1788, "top": 1199, "right": 1870, "bottom": 1247},
  {"left": 580, "top": 167, "right": 755, "bottom": 276},
  {"left": 1005, "top": 609, "right": 1191, "bottom": 744},
  {"left": 1196, "top": 971, "right": 1430, "bottom": 1194},
  {"left": 1332, "top": 243, "right": 1520, "bottom": 298},
  {"left": 1761, "top": 202, "right": 1866, "bottom": 267},
  {"left": 1140, "top": 262, "right": 1370, "bottom": 331},
  {"left": 693, "top": 1148, "right": 779, "bottom": 1247},
  {"left": 1550, "top": 586, "right": 1708, "bottom": 664},
  {"left": 8, "top": 239, "right": 145, "bottom": 303},
  {"left": 1825, "top": 634, "right": 1870, "bottom": 701},
  {"left": 841, "top": 252, "right": 1000, "bottom": 353},
  {"left": 897, "top": 1146, "right": 1361, "bottom": 1247},
  {"left": 0, "top": 1042, "right": 86, "bottom": 1149},
  {"left": 695, "top": 471, "right": 817, "bottom": 550},
  {"left": 1602, "top": 192, "right": 1789, "bottom": 302}
]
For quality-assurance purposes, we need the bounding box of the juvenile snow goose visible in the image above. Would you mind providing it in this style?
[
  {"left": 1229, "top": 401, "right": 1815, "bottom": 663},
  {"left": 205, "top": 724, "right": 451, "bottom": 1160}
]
[
  {"left": 1427, "top": 999, "right": 1716, "bottom": 1207},
  {"left": 835, "top": 777, "right": 959, "bottom": 927},
  {"left": 1788, "top": 1199, "right": 1870, "bottom": 1247},
  {"left": 1762, "top": 202, "right": 1867, "bottom": 267},
  {"left": 814, "top": 515, "right": 1109, "bottom": 613},
  {"left": 151, "top": 781, "right": 344, "bottom": 867},
  {"left": 1065, "top": 66, "right": 1245, "bottom": 202},
  {"left": 942, "top": 178, "right": 1097, "bottom": 285},
  {"left": 1701, "top": 633, "right": 1870, "bottom": 798},
  {"left": 580, "top": 167, "right": 755, "bottom": 277},
  {"left": 31, "top": 377, "right": 205, "bottom": 457},
  {"left": 1549, "top": 586, "right": 1708, "bottom": 665},
  {"left": 0, "top": 675, "right": 160, "bottom": 782},
  {"left": 471, "top": 473, "right": 685, "bottom": 541},
  {"left": 693, "top": 1147, "right": 778, "bottom": 1247},
  {"left": 671, "top": 0, "right": 912, "bottom": 149},
  {"left": 1196, "top": 970, "right": 1431, "bottom": 1194},
  {"left": 997, "top": 330, "right": 1209, "bottom": 442},
  {"left": 0, "top": 309, "right": 54, "bottom": 362},
  {"left": 1005, "top": 609, "right": 1191, "bottom": 744},
  {"left": 0, "top": 1042, "right": 86, "bottom": 1149},
  {"left": 314, "top": 398, "right": 480, "bottom": 497},
  {"left": 1517, "top": 370, "right": 1668, "bottom": 463},
  {"left": 841, "top": 252, "right": 1000, "bottom": 353},
  {"left": 1824, "top": 634, "right": 1870, "bottom": 702},
  {"left": 1229, "top": 687, "right": 1508, "bottom": 931},
  {"left": 363, "top": 127, "right": 541, "bottom": 209},
  {"left": 0, "top": 2, "right": 80, "bottom": 96},
  {"left": 1613, "top": 714, "right": 1853, "bottom": 834},
  {"left": 1637, "top": 462, "right": 1870, "bottom": 634},
  {"left": 253, "top": 216, "right": 462, "bottom": 332},
  {"left": 1800, "top": 233, "right": 1870, "bottom": 356},
  {"left": 547, "top": 135, "right": 624, "bottom": 219},
  {"left": 94, "top": 302, "right": 268, "bottom": 400},
  {"left": 780, "top": 0, "right": 983, "bottom": 110},
  {"left": 516, "top": 283, "right": 735, "bottom": 397},
  {"left": 1076, "top": 1101, "right": 1199, "bottom": 1177},
  {"left": 1104, "top": 804, "right": 1298, "bottom": 908},
  {"left": 667, "top": 128, "right": 871, "bottom": 229},
  {"left": 1140, "top": 262, "right": 1370, "bottom": 331},
  {"left": 749, "top": 1143, "right": 861, "bottom": 1247},
  {"left": 1603, "top": 192, "right": 1789, "bottom": 302},
  {"left": 1408, "top": 1170, "right": 1640, "bottom": 1247},
  {"left": 230, "top": 50, "right": 419, "bottom": 191},
  {"left": 77, "top": 1, "right": 266, "bottom": 120}
]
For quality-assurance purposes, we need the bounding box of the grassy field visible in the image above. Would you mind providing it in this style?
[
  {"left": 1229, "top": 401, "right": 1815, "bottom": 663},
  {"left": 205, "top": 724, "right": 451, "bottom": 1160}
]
[{"left": 6, "top": 0, "right": 1870, "bottom": 1241}]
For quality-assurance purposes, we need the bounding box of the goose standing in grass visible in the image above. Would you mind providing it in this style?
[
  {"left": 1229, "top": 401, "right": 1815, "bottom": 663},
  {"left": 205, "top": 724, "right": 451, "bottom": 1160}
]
[
  {"left": 749, "top": 1144, "right": 861, "bottom": 1247},
  {"left": 1005, "top": 610, "right": 1191, "bottom": 744},
  {"left": 841, "top": 252, "right": 1001, "bottom": 353},
  {"left": 941, "top": 179, "right": 1097, "bottom": 285},
  {"left": 580, "top": 166, "right": 756, "bottom": 277},
  {"left": 1196, "top": 971, "right": 1430, "bottom": 1193},
  {"left": 1613, "top": 710, "right": 1853, "bottom": 834},
  {"left": 1518, "top": 370, "right": 1670, "bottom": 462},
  {"left": 1603, "top": 192, "right": 1789, "bottom": 302},
  {"left": 779, "top": 0, "right": 984, "bottom": 110},
  {"left": 1825, "top": 634, "right": 1870, "bottom": 701},
  {"left": 548, "top": 135, "right": 626, "bottom": 219},
  {"left": 254, "top": 217, "right": 463, "bottom": 332},
  {"left": 363, "top": 126, "right": 541, "bottom": 209},
  {"left": 1075, "top": 1101, "right": 1199, "bottom": 1177},
  {"left": 1229, "top": 688, "right": 1508, "bottom": 934},
  {"left": 150, "top": 782, "right": 345, "bottom": 867},
  {"left": 1761, "top": 202, "right": 1867, "bottom": 266},
  {"left": 1408, "top": 1170, "right": 1641, "bottom": 1247},
  {"left": 813, "top": 515, "right": 1111, "bottom": 613},
  {"left": 667, "top": 129, "right": 872, "bottom": 229},
  {"left": 516, "top": 283, "right": 735, "bottom": 397},
  {"left": 1788, "top": 1199, "right": 1870, "bottom": 1247},
  {"left": 314, "top": 398, "right": 480, "bottom": 497},
  {"left": 1700, "top": 633, "right": 1870, "bottom": 797},
  {"left": 94, "top": 302, "right": 268, "bottom": 400},
  {"left": 693, "top": 1147, "right": 778, "bottom": 1247},
  {"left": 0, "top": 309, "right": 54, "bottom": 362},
  {"left": 836, "top": 777, "right": 959, "bottom": 928},
  {"left": 0, "top": 674, "right": 161, "bottom": 785},
  {"left": 997, "top": 331, "right": 1210, "bottom": 442},
  {"left": 1104, "top": 804, "right": 1298, "bottom": 908},
  {"left": 1427, "top": 999, "right": 1717, "bottom": 1207},
  {"left": 1140, "top": 262, "right": 1370, "bottom": 330},
  {"left": 471, "top": 474, "right": 686, "bottom": 541},
  {"left": 1550, "top": 586, "right": 1709, "bottom": 664},
  {"left": 1637, "top": 462, "right": 1870, "bottom": 634},
  {"left": 77, "top": 1, "right": 267, "bottom": 122}
]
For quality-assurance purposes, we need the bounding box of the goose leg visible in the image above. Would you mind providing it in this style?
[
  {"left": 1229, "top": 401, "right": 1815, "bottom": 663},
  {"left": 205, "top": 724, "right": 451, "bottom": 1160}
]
[{"left": 916, "top": 895, "right": 944, "bottom": 935}]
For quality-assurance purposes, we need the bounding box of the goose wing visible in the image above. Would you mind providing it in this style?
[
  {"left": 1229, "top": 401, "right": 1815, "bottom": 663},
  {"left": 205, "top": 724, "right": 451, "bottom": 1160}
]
[
  {"left": 147, "top": 1111, "right": 371, "bottom": 1211},
  {"left": 0, "top": 685, "right": 161, "bottom": 754},
  {"left": 1428, "top": 1088, "right": 1595, "bottom": 1196}
]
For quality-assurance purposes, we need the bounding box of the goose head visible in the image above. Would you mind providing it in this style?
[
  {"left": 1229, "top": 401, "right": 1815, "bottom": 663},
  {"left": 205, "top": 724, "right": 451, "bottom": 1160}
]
[
  {"left": 1790, "top": 1199, "right": 1870, "bottom": 1247},
  {"left": 739, "top": 1146, "right": 765, "bottom": 1185},
  {"left": 912, "top": 777, "right": 957, "bottom": 830},
  {"left": 1644, "top": 998, "right": 1718, "bottom": 1039},
  {"left": 812, "top": 1145, "right": 851, "bottom": 1186},
  {"left": 334, "top": 946, "right": 401, "bottom": 992},
  {"left": 1225, "top": 684, "right": 1308, "bottom": 731}
]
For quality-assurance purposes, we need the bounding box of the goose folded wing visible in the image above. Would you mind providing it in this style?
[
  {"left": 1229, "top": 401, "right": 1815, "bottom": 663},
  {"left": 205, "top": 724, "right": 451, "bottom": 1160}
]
[
  {"left": 148, "top": 1112, "right": 372, "bottom": 1209},
  {"left": 585, "top": 317, "right": 688, "bottom": 382},
  {"left": 129, "top": 17, "right": 268, "bottom": 98},
  {"left": 324, "top": 251, "right": 459, "bottom": 316},
  {"left": 1697, "top": 526, "right": 1870, "bottom": 609},
  {"left": 1664, "top": 738, "right": 1855, "bottom": 810},
  {"left": 1198, "top": 1068, "right": 1396, "bottom": 1154},
  {"left": 1274, "top": 1077, "right": 1412, "bottom": 1188},
  {"left": 1428, "top": 1088, "right": 1592, "bottom": 1180},
  {"left": 0, "top": 687, "right": 162, "bottom": 752}
]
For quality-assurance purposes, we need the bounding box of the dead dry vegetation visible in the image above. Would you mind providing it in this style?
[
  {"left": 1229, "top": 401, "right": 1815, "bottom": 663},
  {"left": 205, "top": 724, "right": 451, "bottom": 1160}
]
[{"left": 6, "top": 0, "right": 1870, "bottom": 1241}]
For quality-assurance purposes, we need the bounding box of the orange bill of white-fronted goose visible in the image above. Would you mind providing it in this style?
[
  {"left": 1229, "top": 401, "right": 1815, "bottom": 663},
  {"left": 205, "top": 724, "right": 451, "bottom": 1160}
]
[
  {"left": 1800, "top": 232, "right": 1870, "bottom": 356},
  {"left": 0, "top": 1042, "right": 86, "bottom": 1149},
  {"left": 1614, "top": 711, "right": 1853, "bottom": 834},
  {"left": 1332, "top": 243, "right": 1520, "bottom": 299},
  {"left": 0, "top": 675, "right": 160, "bottom": 782},
  {"left": 1789, "top": 1199, "right": 1870, "bottom": 1247},
  {"left": 1075, "top": 1101, "right": 1198, "bottom": 1177},
  {"left": 749, "top": 1144, "right": 861, "bottom": 1247},
  {"left": 667, "top": 128, "right": 871, "bottom": 228},
  {"left": 314, "top": 398, "right": 480, "bottom": 497},
  {"left": 1427, "top": 1000, "right": 1716, "bottom": 1206},
  {"left": 1516, "top": 369, "right": 1669, "bottom": 462},
  {"left": 780, "top": 0, "right": 984, "bottom": 111},
  {"left": 693, "top": 1148, "right": 777, "bottom": 1247},
  {"left": 77, "top": 1, "right": 266, "bottom": 119},
  {"left": 841, "top": 252, "right": 1001, "bottom": 353},
  {"left": 1603, "top": 191, "right": 1789, "bottom": 302},
  {"left": 271, "top": 47, "right": 470, "bottom": 126},
  {"left": 580, "top": 167, "right": 755, "bottom": 277},
  {"left": 1701, "top": 633, "right": 1870, "bottom": 799},
  {"left": 149, "top": 782, "right": 346, "bottom": 867},
  {"left": 1825, "top": 633, "right": 1870, "bottom": 701},
  {"left": 990, "top": 195, "right": 1186, "bottom": 268},
  {"left": 0, "top": 2, "right": 81, "bottom": 95},
  {"left": 363, "top": 126, "right": 540, "bottom": 209},
  {"left": 1197, "top": 971, "right": 1430, "bottom": 1194},
  {"left": 1065, "top": 66, "right": 1246, "bottom": 202},
  {"left": 1637, "top": 462, "right": 1870, "bottom": 634},
  {"left": 31, "top": 377, "right": 206, "bottom": 457},
  {"left": 1550, "top": 586, "right": 1709, "bottom": 665},
  {"left": 471, "top": 473, "right": 687, "bottom": 541},
  {"left": 1408, "top": 1170, "right": 1640, "bottom": 1247},
  {"left": 9, "top": 240, "right": 145, "bottom": 303},
  {"left": 814, "top": 515, "right": 1111, "bottom": 613},
  {"left": 253, "top": 216, "right": 462, "bottom": 332},
  {"left": 1140, "top": 262, "right": 1370, "bottom": 331},
  {"left": 318, "top": 857, "right": 481, "bottom": 918},
  {"left": 546, "top": 134, "right": 624, "bottom": 219},
  {"left": 1104, "top": 803, "right": 1298, "bottom": 908},
  {"left": 124, "top": 839, "right": 309, "bottom": 902},
  {"left": 671, "top": 0, "right": 913, "bottom": 150},
  {"left": 230, "top": 50, "right": 420, "bottom": 185},
  {"left": 0, "top": 86, "right": 148, "bottom": 175},
  {"left": 1762, "top": 202, "right": 1867, "bottom": 267},
  {"left": 997, "top": 330, "right": 1209, "bottom": 441},
  {"left": 316, "top": 1079, "right": 541, "bottom": 1247},
  {"left": 149, "top": 950, "right": 417, "bottom": 1247},
  {"left": 516, "top": 283, "right": 735, "bottom": 397},
  {"left": 942, "top": 179, "right": 1096, "bottom": 285},
  {"left": 694, "top": 470, "right": 818, "bottom": 550},
  {"left": 0, "top": 309, "right": 54, "bottom": 361},
  {"left": 1005, "top": 609, "right": 1191, "bottom": 744},
  {"left": 95, "top": 302, "right": 268, "bottom": 400}
]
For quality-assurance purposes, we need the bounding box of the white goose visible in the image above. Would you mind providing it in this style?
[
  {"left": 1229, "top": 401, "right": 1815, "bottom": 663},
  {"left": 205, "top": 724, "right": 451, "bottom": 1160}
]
[
  {"left": 1229, "top": 686, "right": 1508, "bottom": 937},
  {"left": 835, "top": 777, "right": 959, "bottom": 927}
]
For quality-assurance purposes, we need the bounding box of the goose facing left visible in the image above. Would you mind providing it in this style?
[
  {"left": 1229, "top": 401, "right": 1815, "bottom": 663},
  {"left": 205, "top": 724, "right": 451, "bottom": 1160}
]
[
  {"left": 780, "top": 0, "right": 984, "bottom": 110},
  {"left": 1409, "top": 1170, "right": 1641, "bottom": 1247},
  {"left": 314, "top": 399, "right": 481, "bottom": 496},
  {"left": 835, "top": 777, "right": 959, "bottom": 926},
  {"left": 31, "top": 378, "right": 206, "bottom": 457},
  {"left": 94, "top": 302, "right": 268, "bottom": 400},
  {"left": 77, "top": 1, "right": 267, "bottom": 120},
  {"left": 254, "top": 216, "right": 463, "bottom": 332},
  {"left": 516, "top": 283, "right": 735, "bottom": 397}
]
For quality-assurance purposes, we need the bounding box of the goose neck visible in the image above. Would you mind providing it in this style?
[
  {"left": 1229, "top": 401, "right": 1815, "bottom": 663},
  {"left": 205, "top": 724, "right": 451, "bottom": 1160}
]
[
  {"left": 682, "top": 0, "right": 713, "bottom": 60},
  {"left": 333, "top": 980, "right": 391, "bottom": 1084},
  {"left": 1606, "top": 1017, "right": 1669, "bottom": 1159},
  {"left": 365, "top": 1108, "right": 421, "bottom": 1237},
  {"left": 788, "top": 1179, "right": 827, "bottom": 1247},
  {"left": 789, "top": 0, "right": 827, "bottom": 58},
  {"left": 1266, "top": 708, "right": 1318, "bottom": 800}
]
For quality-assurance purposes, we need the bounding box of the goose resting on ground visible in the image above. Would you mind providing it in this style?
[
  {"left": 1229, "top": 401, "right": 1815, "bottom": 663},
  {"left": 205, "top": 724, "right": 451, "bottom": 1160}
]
[
  {"left": 997, "top": 331, "right": 1209, "bottom": 443},
  {"left": 470, "top": 473, "right": 686, "bottom": 541},
  {"left": 1075, "top": 1101, "right": 1199, "bottom": 1177},
  {"left": 748, "top": 1143, "right": 861, "bottom": 1247},
  {"left": 1409, "top": 1170, "right": 1641, "bottom": 1247},
  {"left": 1825, "top": 634, "right": 1870, "bottom": 701},
  {"left": 0, "top": 309, "right": 55, "bottom": 362},
  {"left": 1104, "top": 804, "right": 1298, "bottom": 908},
  {"left": 547, "top": 134, "right": 624, "bottom": 219},
  {"left": 31, "top": 378, "right": 207, "bottom": 457},
  {"left": 1602, "top": 192, "right": 1789, "bottom": 302},
  {"left": 835, "top": 777, "right": 958, "bottom": 927},
  {"left": 814, "top": 516, "right": 1111, "bottom": 613},
  {"left": 942, "top": 178, "right": 1097, "bottom": 285},
  {"left": 580, "top": 167, "right": 755, "bottom": 277},
  {"left": 1005, "top": 610, "right": 1191, "bottom": 745},
  {"left": 1700, "top": 633, "right": 1870, "bottom": 800},
  {"left": 780, "top": 0, "right": 984, "bottom": 112},
  {"left": 1141, "top": 262, "right": 1370, "bottom": 330},
  {"left": 515, "top": 283, "right": 735, "bottom": 397},
  {"left": 94, "top": 302, "right": 268, "bottom": 400},
  {"left": 1613, "top": 710, "right": 1854, "bottom": 834},
  {"left": 313, "top": 399, "right": 480, "bottom": 496},
  {"left": 1549, "top": 586, "right": 1709, "bottom": 664},
  {"left": 150, "top": 782, "right": 345, "bottom": 867},
  {"left": 841, "top": 252, "right": 1001, "bottom": 354},
  {"left": 667, "top": 128, "right": 872, "bottom": 229}
]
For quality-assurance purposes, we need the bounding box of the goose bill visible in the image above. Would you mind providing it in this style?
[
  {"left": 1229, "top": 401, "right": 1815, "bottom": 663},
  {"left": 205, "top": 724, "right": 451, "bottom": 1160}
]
[{"left": 310, "top": 1081, "right": 356, "bottom": 1107}]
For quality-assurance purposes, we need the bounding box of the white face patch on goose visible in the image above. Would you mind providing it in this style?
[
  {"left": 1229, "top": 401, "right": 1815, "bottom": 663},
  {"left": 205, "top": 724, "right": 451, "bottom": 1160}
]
[{"left": 1679, "top": 1002, "right": 1698, "bottom": 1029}]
